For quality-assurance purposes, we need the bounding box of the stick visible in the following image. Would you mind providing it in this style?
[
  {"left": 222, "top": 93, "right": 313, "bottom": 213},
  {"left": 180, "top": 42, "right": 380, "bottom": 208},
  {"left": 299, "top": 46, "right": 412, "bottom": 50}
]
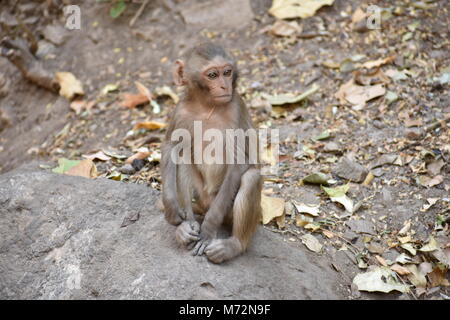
[{"left": 129, "top": 0, "right": 150, "bottom": 27}]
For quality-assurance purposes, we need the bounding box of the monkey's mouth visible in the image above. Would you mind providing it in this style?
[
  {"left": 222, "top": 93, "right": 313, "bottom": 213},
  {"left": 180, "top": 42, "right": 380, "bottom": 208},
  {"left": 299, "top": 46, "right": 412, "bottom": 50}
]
[{"left": 214, "top": 95, "right": 231, "bottom": 98}]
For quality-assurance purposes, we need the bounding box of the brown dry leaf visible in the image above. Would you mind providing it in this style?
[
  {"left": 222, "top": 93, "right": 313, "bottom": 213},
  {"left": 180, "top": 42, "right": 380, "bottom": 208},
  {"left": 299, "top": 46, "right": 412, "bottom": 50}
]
[
  {"left": 351, "top": 7, "right": 367, "bottom": 24},
  {"left": 354, "top": 69, "right": 390, "bottom": 86},
  {"left": 261, "top": 194, "right": 285, "bottom": 224},
  {"left": 82, "top": 151, "right": 111, "bottom": 161},
  {"left": 133, "top": 121, "right": 167, "bottom": 131},
  {"left": 404, "top": 118, "right": 423, "bottom": 127},
  {"left": 427, "top": 159, "right": 445, "bottom": 176},
  {"left": 322, "top": 230, "right": 335, "bottom": 238},
  {"left": 135, "top": 81, "right": 153, "bottom": 101},
  {"left": 269, "top": 20, "right": 302, "bottom": 37},
  {"left": 335, "top": 79, "right": 385, "bottom": 106},
  {"left": 390, "top": 264, "right": 411, "bottom": 276},
  {"left": 428, "top": 267, "right": 450, "bottom": 288},
  {"left": 405, "top": 265, "right": 427, "bottom": 288},
  {"left": 120, "top": 93, "right": 149, "bottom": 109},
  {"left": 375, "top": 255, "right": 388, "bottom": 267},
  {"left": 55, "top": 72, "right": 84, "bottom": 100},
  {"left": 65, "top": 159, "right": 97, "bottom": 178},
  {"left": 276, "top": 214, "right": 286, "bottom": 229},
  {"left": 418, "top": 175, "right": 444, "bottom": 188},
  {"left": 70, "top": 100, "right": 95, "bottom": 115},
  {"left": 295, "top": 214, "right": 314, "bottom": 227},
  {"left": 398, "top": 220, "right": 411, "bottom": 235},
  {"left": 126, "top": 149, "right": 151, "bottom": 164},
  {"left": 362, "top": 55, "right": 396, "bottom": 69}
]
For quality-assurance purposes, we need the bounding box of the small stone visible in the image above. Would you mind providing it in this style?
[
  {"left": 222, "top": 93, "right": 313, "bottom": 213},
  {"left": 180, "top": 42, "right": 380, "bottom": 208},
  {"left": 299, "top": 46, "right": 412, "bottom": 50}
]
[
  {"left": 346, "top": 219, "right": 376, "bottom": 235},
  {"left": 334, "top": 157, "right": 368, "bottom": 183},
  {"left": 323, "top": 142, "right": 342, "bottom": 154},
  {"left": 405, "top": 128, "right": 422, "bottom": 140},
  {"left": 131, "top": 159, "right": 146, "bottom": 171},
  {"left": 120, "top": 164, "right": 136, "bottom": 175}
]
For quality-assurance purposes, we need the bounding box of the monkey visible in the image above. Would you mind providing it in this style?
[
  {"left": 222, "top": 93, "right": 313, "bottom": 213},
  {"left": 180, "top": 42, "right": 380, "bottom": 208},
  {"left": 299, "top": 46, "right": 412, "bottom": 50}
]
[{"left": 160, "top": 42, "right": 262, "bottom": 264}]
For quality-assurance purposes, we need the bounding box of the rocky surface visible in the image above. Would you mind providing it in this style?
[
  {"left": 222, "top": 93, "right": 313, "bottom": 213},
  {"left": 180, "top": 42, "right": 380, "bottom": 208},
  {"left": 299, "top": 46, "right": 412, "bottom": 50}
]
[{"left": 0, "top": 164, "right": 345, "bottom": 299}]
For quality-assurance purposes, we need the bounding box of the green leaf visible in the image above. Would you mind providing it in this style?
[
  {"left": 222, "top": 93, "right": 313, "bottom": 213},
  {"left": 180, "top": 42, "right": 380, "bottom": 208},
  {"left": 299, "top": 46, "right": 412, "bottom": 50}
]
[
  {"left": 110, "top": 0, "right": 126, "bottom": 18},
  {"left": 52, "top": 158, "right": 81, "bottom": 174},
  {"left": 302, "top": 172, "right": 330, "bottom": 185},
  {"left": 313, "top": 130, "right": 331, "bottom": 141},
  {"left": 322, "top": 184, "right": 349, "bottom": 198}
]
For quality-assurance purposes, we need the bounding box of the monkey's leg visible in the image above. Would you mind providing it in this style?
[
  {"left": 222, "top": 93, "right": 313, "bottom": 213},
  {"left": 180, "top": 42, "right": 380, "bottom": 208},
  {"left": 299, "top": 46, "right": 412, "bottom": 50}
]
[
  {"left": 175, "top": 164, "right": 200, "bottom": 247},
  {"left": 205, "top": 168, "right": 262, "bottom": 264}
]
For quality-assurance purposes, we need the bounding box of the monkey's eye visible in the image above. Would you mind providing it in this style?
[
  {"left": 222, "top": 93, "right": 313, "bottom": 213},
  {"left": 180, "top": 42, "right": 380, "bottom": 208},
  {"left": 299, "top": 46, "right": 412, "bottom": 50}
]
[
  {"left": 223, "top": 69, "right": 232, "bottom": 77},
  {"left": 207, "top": 71, "right": 218, "bottom": 79}
]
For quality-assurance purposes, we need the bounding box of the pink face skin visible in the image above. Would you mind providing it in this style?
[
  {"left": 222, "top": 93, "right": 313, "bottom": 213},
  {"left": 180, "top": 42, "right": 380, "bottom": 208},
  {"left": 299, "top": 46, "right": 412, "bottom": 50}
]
[{"left": 201, "top": 59, "right": 234, "bottom": 105}]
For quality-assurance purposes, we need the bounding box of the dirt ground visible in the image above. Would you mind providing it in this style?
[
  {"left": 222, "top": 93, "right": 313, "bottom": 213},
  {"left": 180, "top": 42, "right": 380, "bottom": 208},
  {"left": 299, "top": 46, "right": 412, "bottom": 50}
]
[{"left": 0, "top": 0, "right": 449, "bottom": 299}]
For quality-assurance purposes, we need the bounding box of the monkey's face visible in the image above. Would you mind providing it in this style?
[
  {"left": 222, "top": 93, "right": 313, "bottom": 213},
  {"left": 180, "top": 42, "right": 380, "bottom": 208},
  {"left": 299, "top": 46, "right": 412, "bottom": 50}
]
[{"left": 201, "top": 58, "right": 234, "bottom": 105}]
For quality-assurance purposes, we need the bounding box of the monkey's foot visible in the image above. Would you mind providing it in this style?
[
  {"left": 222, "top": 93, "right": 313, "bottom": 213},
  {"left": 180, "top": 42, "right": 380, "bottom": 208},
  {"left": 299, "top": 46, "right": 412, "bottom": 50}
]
[
  {"left": 175, "top": 220, "right": 200, "bottom": 247},
  {"left": 204, "top": 237, "right": 243, "bottom": 264}
]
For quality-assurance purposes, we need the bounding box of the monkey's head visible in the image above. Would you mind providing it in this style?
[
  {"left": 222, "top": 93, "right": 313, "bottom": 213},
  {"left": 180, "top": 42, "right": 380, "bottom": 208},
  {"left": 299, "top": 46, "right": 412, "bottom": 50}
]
[{"left": 173, "top": 42, "right": 238, "bottom": 105}]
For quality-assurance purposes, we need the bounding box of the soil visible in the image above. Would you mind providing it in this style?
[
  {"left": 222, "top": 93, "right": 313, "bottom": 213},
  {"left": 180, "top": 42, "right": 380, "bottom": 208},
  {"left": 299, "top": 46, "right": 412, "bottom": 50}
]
[{"left": 0, "top": 0, "right": 448, "bottom": 300}]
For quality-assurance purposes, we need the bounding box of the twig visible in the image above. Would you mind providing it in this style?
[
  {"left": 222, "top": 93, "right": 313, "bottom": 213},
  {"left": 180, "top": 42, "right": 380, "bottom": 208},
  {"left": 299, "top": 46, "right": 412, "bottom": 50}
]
[
  {"left": 129, "top": 0, "right": 149, "bottom": 27},
  {"left": 425, "top": 114, "right": 450, "bottom": 133}
]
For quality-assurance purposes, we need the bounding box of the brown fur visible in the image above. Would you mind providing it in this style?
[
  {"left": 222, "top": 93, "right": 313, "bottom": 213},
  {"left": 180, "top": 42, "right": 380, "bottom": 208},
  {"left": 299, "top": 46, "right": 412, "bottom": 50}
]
[{"left": 161, "top": 43, "right": 262, "bottom": 263}]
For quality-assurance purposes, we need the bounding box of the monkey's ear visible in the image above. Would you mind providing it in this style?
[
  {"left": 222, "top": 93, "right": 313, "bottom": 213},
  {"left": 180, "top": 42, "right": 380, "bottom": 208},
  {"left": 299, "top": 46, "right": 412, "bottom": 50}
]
[{"left": 173, "top": 60, "right": 187, "bottom": 86}]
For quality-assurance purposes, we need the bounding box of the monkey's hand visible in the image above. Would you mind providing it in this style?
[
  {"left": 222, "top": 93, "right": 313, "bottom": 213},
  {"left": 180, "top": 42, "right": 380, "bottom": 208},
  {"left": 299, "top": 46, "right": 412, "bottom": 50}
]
[
  {"left": 175, "top": 220, "right": 200, "bottom": 247},
  {"left": 191, "top": 220, "right": 218, "bottom": 256}
]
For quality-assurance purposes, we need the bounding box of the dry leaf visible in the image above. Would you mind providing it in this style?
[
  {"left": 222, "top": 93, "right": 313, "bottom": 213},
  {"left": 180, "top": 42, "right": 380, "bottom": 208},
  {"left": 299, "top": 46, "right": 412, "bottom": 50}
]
[
  {"left": 375, "top": 255, "right": 388, "bottom": 267},
  {"left": 301, "top": 234, "right": 323, "bottom": 253},
  {"left": 353, "top": 267, "right": 409, "bottom": 293},
  {"left": 154, "top": 85, "right": 179, "bottom": 104},
  {"left": 322, "top": 230, "right": 335, "bottom": 238},
  {"left": 335, "top": 79, "right": 386, "bottom": 106},
  {"left": 269, "top": 20, "right": 302, "bottom": 37},
  {"left": 261, "top": 194, "right": 285, "bottom": 224},
  {"left": 133, "top": 121, "right": 167, "bottom": 131},
  {"left": 269, "top": 0, "right": 335, "bottom": 19},
  {"left": 418, "top": 175, "right": 444, "bottom": 188},
  {"left": 293, "top": 201, "right": 320, "bottom": 217},
  {"left": 405, "top": 265, "right": 427, "bottom": 288},
  {"left": 351, "top": 7, "right": 367, "bottom": 24},
  {"left": 276, "top": 214, "right": 286, "bottom": 229},
  {"left": 125, "top": 150, "right": 151, "bottom": 164},
  {"left": 295, "top": 214, "right": 314, "bottom": 227},
  {"left": 390, "top": 264, "right": 411, "bottom": 276},
  {"left": 135, "top": 81, "right": 153, "bottom": 101},
  {"left": 120, "top": 93, "right": 149, "bottom": 109},
  {"left": 419, "top": 236, "right": 439, "bottom": 252},
  {"left": 422, "top": 198, "right": 440, "bottom": 211},
  {"left": 398, "top": 220, "right": 411, "bottom": 235},
  {"left": 428, "top": 268, "right": 450, "bottom": 287},
  {"left": 55, "top": 72, "right": 84, "bottom": 100},
  {"left": 362, "top": 55, "right": 396, "bottom": 69},
  {"left": 70, "top": 100, "right": 95, "bottom": 114},
  {"left": 401, "top": 243, "right": 417, "bottom": 256},
  {"left": 82, "top": 151, "right": 111, "bottom": 161},
  {"left": 65, "top": 159, "right": 96, "bottom": 178}
]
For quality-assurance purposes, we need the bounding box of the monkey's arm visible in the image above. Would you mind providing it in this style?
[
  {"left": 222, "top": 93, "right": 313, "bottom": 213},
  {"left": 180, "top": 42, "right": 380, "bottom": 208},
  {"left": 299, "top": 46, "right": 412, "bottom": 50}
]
[{"left": 161, "top": 142, "right": 184, "bottom": 225}]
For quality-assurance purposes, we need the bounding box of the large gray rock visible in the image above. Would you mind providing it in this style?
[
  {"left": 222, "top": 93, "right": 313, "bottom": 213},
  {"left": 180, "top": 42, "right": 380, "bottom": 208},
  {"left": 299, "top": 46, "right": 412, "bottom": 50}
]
[{"left": 0, "top": 164, "right": 343, "bottom": 299}]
